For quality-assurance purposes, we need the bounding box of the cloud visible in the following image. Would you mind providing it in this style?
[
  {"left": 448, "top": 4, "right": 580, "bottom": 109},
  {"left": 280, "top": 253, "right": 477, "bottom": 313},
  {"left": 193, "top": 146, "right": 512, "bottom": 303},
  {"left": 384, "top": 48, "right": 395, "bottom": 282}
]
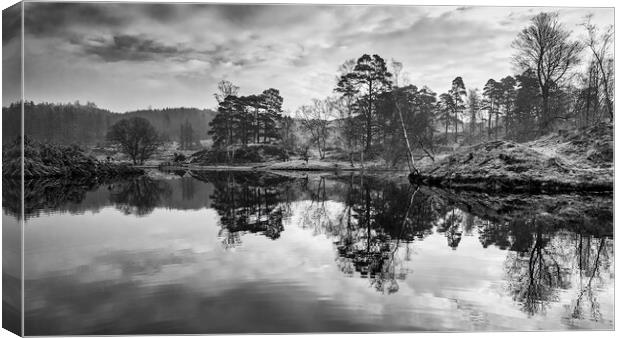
[
  {"left": 23, "top": 2, "right": 128, "bottom": 37},
  {"left": 2, "top": 3, "right": 21, "bottom": 45},
  {"left": 16, "top": 3, "right": 614, "bottom": 112},
  {"left": 77, "top": 34, "right": 189, "bottom": 62}
]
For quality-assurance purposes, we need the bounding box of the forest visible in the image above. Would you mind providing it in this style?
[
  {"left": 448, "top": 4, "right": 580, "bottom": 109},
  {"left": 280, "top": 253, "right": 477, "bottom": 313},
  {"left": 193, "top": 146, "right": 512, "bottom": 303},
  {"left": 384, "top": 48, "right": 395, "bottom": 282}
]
[{"left": 1, "top": 101, "right": 216, "bottom": 147}]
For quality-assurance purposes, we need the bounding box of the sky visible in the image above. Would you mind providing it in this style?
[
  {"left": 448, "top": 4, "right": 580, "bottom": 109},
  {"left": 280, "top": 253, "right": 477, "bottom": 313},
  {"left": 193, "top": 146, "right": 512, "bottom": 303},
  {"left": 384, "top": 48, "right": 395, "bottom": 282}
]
[{"left": 2, "top": 2, "right": 614, "bottom": 113}]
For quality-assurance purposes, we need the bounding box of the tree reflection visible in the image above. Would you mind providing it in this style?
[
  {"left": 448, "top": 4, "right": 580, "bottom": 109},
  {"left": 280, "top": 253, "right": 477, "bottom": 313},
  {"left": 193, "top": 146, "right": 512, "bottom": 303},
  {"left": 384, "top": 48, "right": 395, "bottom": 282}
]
[
  {"left": 423, "top": 189, "right": 615, "bottom": 319},
  {"left": 299, "top": 177, "right": 332, "bottom": 235},
  {"left": 437, "top": 208, "right": 464, "bottom": 250},
  {"left": 192, "top": 171, "right": 297, "bottom": 248},
  {"left": 494, "top": 216, "right": 613, "bottom": 319},
  {"left": 296, "top": 175, "right": 442, "bottom": 294},
  {"left": 4, "top": 176, "right": 177, "bottom": 219},
  {"left": 503, "top": 220, "right": 565, "bottom": 316},
  {"left": 3, "top": 177, "right": 103, "bottom": 219},
  {"left": 563, "top": 234, "right": 612, "bottom": 324},
  {"left": 109, "top": 177, "right": 172, "bottom": 216}
]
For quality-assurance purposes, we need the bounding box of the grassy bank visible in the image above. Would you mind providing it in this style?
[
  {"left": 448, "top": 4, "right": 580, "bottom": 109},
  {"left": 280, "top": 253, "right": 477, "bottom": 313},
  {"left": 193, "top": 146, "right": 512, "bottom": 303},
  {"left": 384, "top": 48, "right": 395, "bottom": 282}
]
[{"left": 412, "top": 123, "right": 613, "bottom": 193}]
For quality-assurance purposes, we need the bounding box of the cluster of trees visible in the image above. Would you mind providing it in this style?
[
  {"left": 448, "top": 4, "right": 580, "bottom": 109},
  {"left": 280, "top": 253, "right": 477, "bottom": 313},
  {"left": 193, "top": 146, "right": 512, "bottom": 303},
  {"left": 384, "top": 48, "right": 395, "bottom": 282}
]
[
  {"left": 437, "top": 77, "right": 466, "bottom": 143},
  {"left": 295, "top": 54, "right": 437, "bottom": 167},
  {"left": 208, "top": 80, "right": 285, "bottom": 150},
  {"left": 465, "top": 12, "right": 613, "bottom": 142},
  {"left": 292, "top": 11, "right": 613, "bottom": 166}
]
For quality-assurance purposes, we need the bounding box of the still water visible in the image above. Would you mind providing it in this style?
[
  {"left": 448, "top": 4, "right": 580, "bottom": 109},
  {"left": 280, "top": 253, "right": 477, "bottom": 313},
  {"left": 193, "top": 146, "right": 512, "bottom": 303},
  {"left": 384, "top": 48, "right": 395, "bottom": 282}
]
[{"left": 5, "top": 170, "right": 614, "bottom": 334}]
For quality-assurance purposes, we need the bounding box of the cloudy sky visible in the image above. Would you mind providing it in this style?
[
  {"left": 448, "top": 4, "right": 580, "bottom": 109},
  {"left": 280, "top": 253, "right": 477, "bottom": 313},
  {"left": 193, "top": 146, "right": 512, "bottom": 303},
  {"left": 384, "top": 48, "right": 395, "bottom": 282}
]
[{"left": 3, "top": 2, "right": 613, "bottom": 113}]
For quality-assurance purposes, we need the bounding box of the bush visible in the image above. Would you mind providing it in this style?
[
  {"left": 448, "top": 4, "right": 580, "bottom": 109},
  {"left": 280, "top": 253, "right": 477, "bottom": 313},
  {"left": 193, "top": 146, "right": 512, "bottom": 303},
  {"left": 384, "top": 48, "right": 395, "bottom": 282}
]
[{"left": 2, "top": 136, "right": 144, "bottom": 179}]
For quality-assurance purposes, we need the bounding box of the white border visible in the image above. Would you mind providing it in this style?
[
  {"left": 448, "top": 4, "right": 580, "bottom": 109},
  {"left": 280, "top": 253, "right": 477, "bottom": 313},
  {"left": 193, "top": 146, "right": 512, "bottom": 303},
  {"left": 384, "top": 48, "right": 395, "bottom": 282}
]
[{"left": 0, "top": 1, "right": 616, "bottom": 338}]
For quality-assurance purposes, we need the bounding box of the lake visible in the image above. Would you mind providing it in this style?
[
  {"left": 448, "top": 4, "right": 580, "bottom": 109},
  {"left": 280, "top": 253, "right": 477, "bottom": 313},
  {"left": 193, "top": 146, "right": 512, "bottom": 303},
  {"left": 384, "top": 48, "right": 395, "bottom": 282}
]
[{"left": 4, "top": 170, "right": 614, "bottom": 334}]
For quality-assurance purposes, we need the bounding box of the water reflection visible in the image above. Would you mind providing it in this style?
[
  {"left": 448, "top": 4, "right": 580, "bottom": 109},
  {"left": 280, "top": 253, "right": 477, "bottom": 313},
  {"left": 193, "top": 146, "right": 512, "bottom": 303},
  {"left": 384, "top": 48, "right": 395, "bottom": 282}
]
[
  {"left": 6, "top": 171, "right": 614, "bottom": 333},
  {"left": 3, "top": 176, "right": 102, "bottom": 219},
  {"left": 3, "top": 174, "right": 214, "bottom": 219},
  {"left": 109, "top": 177, "right": 173, "bottom": 216},
  {"left": 191, "top": 171, "right": 294, "bottom": 245}
]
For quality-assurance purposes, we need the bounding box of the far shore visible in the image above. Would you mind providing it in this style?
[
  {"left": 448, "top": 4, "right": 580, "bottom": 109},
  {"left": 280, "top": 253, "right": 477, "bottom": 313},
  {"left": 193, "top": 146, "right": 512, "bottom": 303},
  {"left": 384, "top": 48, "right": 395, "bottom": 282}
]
[{"left": 137, "top": 158, "right": 415, "bottom": 173}]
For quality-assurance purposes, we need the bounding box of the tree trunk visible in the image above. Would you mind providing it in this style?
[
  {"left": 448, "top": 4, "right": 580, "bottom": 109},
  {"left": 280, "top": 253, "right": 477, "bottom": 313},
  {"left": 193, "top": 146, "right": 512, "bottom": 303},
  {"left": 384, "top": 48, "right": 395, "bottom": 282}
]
[
  {"left": 365, "top": 109, "right": 372, "bottom": 153},
  {"left": 495, "top": 112, "right": 499, "bottom": 140},
  {"left": 605, "top": 96, "right": 613, "bottom": 121},
  {"left": 541, "top": 88, "right": 550, "bottom": 134},
  {"left": 366, "top": 81, "right": 373, "bottom": 153},
  {"left": 594, "top": 56, "right": 614, "bottom": 122},
  {"left": 487, "top": 100, "right": 493, "bottom": 140},
  {"left": 254, "top": 108, "right": 259, "bottom": 143},
  {"left": 394, "top": 100, "right": 417, "bottom": 174},
  {"left": 347, "top": 105, "right": 354, "bottom": 167},
  {"left": 585, "top": 69, "right": 592, "bottom": 127},
  {"left": 487, "top": 115, "right": 491, "bottom": 140},
  {"left": 454, "top": 110, "right": 458, "bottom": 143}
]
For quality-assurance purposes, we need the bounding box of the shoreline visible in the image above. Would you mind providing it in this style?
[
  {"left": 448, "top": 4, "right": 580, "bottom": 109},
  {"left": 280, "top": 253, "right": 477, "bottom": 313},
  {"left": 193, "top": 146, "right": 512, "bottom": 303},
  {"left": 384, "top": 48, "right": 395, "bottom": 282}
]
[
  {"left": 410, "top": 173, "right": 613, "bottom": 194},
  {"left": 149, "top": 159, "right": 411, "bottom": 173},
  {"left": 136, "top": 156, "right": 613, "bottom": 194}
]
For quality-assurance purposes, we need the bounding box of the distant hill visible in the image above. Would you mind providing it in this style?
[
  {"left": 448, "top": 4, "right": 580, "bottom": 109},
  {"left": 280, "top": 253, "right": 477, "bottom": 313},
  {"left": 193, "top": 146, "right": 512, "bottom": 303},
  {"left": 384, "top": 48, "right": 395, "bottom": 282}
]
[{"left": 2, "top": 102, "right": 217, "bottom": 146}]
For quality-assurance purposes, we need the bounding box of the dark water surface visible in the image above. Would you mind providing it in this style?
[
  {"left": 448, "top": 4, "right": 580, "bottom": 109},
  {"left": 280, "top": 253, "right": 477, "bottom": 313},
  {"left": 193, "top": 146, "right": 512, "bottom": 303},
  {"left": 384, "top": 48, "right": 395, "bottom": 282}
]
[{"left": 5, "top": 170, "right": 614, "bottom": 334}]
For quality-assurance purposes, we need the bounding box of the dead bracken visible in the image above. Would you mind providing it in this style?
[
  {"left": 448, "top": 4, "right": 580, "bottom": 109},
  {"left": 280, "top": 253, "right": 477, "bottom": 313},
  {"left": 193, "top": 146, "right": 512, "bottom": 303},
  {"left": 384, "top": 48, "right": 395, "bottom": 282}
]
[
  {"left": 2, "top": 136, "right": 144, "bottom": 179},
  {"left": 412, "top": 122, "right": 613, "bottom": 193}
]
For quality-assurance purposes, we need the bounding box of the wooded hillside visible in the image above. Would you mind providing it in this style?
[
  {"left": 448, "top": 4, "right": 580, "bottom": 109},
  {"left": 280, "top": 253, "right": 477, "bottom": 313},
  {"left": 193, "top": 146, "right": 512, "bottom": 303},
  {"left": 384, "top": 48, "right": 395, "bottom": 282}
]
[{"left": 2, "top": 101, "right": 216, "bottom": 145}]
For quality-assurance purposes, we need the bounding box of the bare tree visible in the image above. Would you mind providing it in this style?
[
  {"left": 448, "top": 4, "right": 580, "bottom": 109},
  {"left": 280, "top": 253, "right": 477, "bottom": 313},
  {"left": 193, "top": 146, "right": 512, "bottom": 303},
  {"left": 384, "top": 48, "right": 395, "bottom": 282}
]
[
  {"left": 214, "top": 80, "right": 240, "bottom": 104},
  {"left": 512, "top": 12, "right": 583, "bottom": 132},
  {"left": 390, "top": 59, "right": 403, "bottom": 88},
  {"left": 332, "top": 97, "right": 359, "bottom": 167},
  {"left": 297, "top": 98, "right": 335, "bottom": 160},
  {"left": 582, "top": 15, "right": 614, "bottom": 121}
]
